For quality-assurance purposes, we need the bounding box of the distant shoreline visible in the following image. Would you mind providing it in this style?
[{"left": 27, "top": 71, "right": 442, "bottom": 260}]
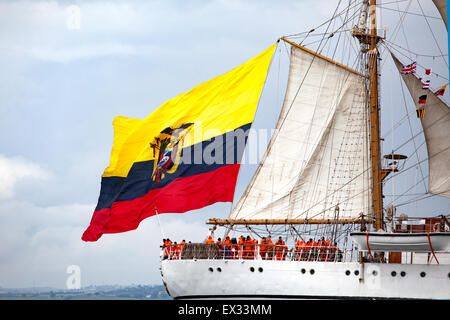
[{"left": 0, "top": 284, "right": 171, "bottom": 300}]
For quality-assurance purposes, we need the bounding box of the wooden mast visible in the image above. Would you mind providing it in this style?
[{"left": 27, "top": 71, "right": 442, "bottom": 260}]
[
  {"left": 352, "top": 0, "right": 384, "bottom": 231},
  {"left": 368, "top": 0, "right": 383, "bottom": 231},
  {"left": 351, "top": 0, "right": 385, "bottom": 231}
]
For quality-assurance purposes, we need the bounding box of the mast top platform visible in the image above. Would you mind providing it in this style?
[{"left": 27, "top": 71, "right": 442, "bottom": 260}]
[{"left": 351, "top": 26, "right": 385, "bottom": 45}]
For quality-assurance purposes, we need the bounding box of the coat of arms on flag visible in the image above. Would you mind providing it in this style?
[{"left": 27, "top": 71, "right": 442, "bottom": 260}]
[{"left": 149, "top": 122, "right": 193, "bottom": 183}]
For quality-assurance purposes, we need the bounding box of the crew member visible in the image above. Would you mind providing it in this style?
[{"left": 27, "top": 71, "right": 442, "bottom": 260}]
[
  {"left": 205, "top": 235, "right": 214, "bottom": 247},
  {"left": 303, "top": 239, "right": 312, "bottom": 261},
  {"left": 266, "top": 236, "right": 274, "bottom": 260},
  {"left": 216, "top": 237, "right": 223, "bottom": 258},
  {"left": 238, "top": 236, "right": 245, "bottom": 259},
  {"left": 318, "top": 237, "right": 326, "bottom": 261},
  {"left": 275, "top": 237, "right": 287, "bottom": 261},
  {"left": 260, "top": 237, "right": 267, "bottom": 260},
  {"left": 223, "top": 235, "right": 232, "bottom": 259},
  {"left": 243, "top": 236, "right": 254, "bottom": 259},
  {"left": 166, "top": 238, "right": 173, "bottom": 259},
  {"left": 295, "top": 239, "right": 304, "bottom": 261}
]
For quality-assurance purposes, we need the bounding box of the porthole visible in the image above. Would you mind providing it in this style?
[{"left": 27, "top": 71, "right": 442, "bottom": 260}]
[
  {"left": 372, "top": 270, "right": 378, "bottom": 276},
  {"left": 258, "top": 267, "right": 263, "bottom": 273},
  {"left": 208, "top": 267, "right": 213, "bottom": 272},
  {"left": 217, "top": 267, "right": 222, "bottom": 272},
  {"left": 354, "top": 270, "right": 359, "bottom": 276},
  {"left": 391, "top": 271, "right": 397, "bottom": 277},
  {"left": 250, "top": 267, "right": 255, "bottom": 272},
  {"left": 301, "top": 268, "right": 306, "bottom": 274},
  {"left": 345, "top": 270, "right": 351, "bottom": 276},
  {"left": 420, "top": 272, "right": 426, "bottom": 278},
  {"left": 400, "top": 271, "right": 406, "bottom": 277},
  {"left": 310, "top": 269, "right": 315, "bottom": 275}
]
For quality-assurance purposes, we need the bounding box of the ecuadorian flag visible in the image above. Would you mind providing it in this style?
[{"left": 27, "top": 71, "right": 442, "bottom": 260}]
[{"left": 82, "top": 44, "right": 276, "bottom": 241}]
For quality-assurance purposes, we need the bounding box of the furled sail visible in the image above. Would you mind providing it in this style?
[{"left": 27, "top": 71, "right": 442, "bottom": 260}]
[
  {"left": 391, "top": 53, "right": 450, "bottom": 198},
  {"left": 229, "top": 44, "right": 371, "bottom": 222},
  {"left": 432, "top": 0, "right": 447, "bottom": 30}
]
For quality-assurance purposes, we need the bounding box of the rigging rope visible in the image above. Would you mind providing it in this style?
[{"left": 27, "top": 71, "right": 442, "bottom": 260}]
[
  {"left": 415, "top": 0, "right": 448, "bottom": 69},
  {"left": 383, "top": 41, "right": 449, "bottom": 81},
  {"left": 283, "top": 0, "right": 361, "bottom": 40},
  {"left": 377, "top": 5, "right": 441, "bottom": 20},
  {"left": 384, "top": 40, "right": 448, "bottom": 58}
]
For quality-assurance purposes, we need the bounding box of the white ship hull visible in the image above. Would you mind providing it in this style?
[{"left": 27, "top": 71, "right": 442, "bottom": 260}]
[{"left": 160, "top": 258, "right": 450, "bottom": 300}]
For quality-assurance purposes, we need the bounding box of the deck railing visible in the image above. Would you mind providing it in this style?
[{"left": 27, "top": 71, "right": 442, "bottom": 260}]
[
  {"left": 161, "top": 243, "right": 345, "bottom": 263},
  {"left": 160, "top": 243, "right": 450, "bottom": 265}
]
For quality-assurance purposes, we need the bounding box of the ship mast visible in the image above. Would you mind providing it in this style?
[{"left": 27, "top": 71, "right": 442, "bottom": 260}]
[
  {"left": 368, "top": 0, "right": 383, "bottom": 231},
  {"left": 353, "top": 0, "right": 384, "bottom": 231}
]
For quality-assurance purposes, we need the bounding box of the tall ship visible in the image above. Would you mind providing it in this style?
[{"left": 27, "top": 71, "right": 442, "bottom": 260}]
[{"left": 83, "top": 0, "right": 450, "bottom": 299}]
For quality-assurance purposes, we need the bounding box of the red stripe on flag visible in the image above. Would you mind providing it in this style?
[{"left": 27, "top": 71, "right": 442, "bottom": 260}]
[
  {"left": 418, "top": 94, "right": 427, "bottom": 104},
  {"left": 82, "top": 164, "right": 241, "bottom": 241}
]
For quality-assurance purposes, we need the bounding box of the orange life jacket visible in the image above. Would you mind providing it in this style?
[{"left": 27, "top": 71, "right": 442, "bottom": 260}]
[
  {"left": 305, "top": 241, "right": 312, "bottom": 251},
  {"left": 224, "top": 237, "right": 232, "bottom": 249},
  {"left": 275, "top": 240, "right": 285, "bottom": 251},
  {"left": 165, "top": 240, "right": 173, "bottom": 257},
  {"left": 260, "top": 239, "right": 267, "bottom": 252},
  {"left": 244, "top": 239, "right": 253, "bottom": 251},
  {"left": 205, "top": 236, "right": 214, "bottom": 246},
  {"left": 266, "top": 238, "right": 273, "bottom": 250}
]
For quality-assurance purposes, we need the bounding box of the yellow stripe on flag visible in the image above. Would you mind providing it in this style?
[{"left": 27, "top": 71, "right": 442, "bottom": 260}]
[{"left": 103, "top": 43, "right": 276, "bottom": 178}]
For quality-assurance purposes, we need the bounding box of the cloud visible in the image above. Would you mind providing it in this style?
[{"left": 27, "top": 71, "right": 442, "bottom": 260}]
[
  {"left": 0, "top": 199, "right": 92, "bottom": 287},
  {"left": 28, "top": 43, "right": 146, "bottom": 63},
  {"left": 0, "top": 197, "right": 210, "bottom": 288},
  {"left": 0, "top": 0, "right": 325, "bottom": 64},
  {"left": 0, "top": 154, "right": 50, "bottom": 199}
]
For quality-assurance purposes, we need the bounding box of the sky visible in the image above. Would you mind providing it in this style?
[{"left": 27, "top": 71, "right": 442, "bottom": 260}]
[{"left": 0, "top": 0, "right": 448, "bottom": 289}]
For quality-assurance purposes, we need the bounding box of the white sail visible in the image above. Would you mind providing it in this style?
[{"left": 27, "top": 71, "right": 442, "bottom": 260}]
[
  {"left": 391, "top": 53, "right": 450, "bottom": 199},
  {"left": 432, "top": 0, "right": 447, "bottom": 30},
  {"left": 229, "top": 45, "right": 371, "bottom": 221}
]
